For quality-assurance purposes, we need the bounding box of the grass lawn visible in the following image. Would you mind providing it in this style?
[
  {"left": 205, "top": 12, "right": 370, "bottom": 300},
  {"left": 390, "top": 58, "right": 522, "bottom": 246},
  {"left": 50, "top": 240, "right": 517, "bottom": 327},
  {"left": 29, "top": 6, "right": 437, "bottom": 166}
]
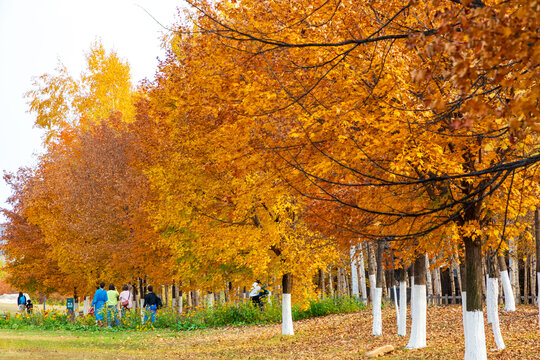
[{"left": 0, "top": 305, "right": 538, "bottom": 359}]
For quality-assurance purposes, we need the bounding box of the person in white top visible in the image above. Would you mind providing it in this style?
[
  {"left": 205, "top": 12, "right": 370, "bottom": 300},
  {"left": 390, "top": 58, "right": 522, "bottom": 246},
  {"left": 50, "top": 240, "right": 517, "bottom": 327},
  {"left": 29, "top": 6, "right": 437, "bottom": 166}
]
[
  {"left": 249, "top": 280, "right": 262, "bottom": 309},
  {"left": 119, "top": 285, "right": 133, "bottom": 317}
]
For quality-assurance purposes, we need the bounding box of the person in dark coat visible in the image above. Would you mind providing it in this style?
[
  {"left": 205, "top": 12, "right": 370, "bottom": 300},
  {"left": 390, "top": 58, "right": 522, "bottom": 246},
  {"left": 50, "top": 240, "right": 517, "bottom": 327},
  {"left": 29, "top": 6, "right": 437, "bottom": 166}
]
[{"left": 143, "top": 285, "right": 162, "bottom": 324}]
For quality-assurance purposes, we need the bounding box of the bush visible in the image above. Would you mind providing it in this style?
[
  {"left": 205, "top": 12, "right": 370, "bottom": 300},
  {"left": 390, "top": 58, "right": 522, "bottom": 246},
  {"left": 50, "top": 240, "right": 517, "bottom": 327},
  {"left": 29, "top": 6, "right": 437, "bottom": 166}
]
[
  {"left": 0, "top": 295, "right": 365, "bottom": 332},
  {"left": 293, "top": 296, "right": 366, "bottom": 321}
]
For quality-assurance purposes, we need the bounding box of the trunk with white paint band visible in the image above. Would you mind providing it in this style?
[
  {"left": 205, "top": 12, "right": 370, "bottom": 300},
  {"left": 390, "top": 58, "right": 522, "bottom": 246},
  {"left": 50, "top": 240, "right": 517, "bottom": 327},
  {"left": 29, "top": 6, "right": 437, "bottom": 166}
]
[
  {"left": 372, "top": 240, "right": 384, "bottom": 336},
  {"left": 281, "top": 273, "right": 294, "bottom": 335},
  {"left": 535, "top": 208, "right": 540, "bottom": 331},
  {"left": 372, "top": 287, "right": 383, "bottom": 335},
  {"left": 397, "top": 269, "right": 407, "bottom": 336},
  {"left": 369, "top": 274, "right": 376, "bottom": 305},
  {"left": 464, "top": 310, "right": 487, "bottom": 360},
  {"left": 464, "top": 237, "right": 487, "bottom": 360},
  {"left": 367, "top": 242, "right": 377, "bottom": 303},
  {"left": 485, "top": 274, "right": 493, "bottom": 324},
  {"left": 498, "top": 256, "right": 515, "bottom": 311},
  {"left": 406, "top": 255, "right": 426, "bottom": 349},
  {"left": 392, "top": 285, "right": 399, "bottom": 329},
  {"left": 358, "top": 243, "right": 368, "bottom": 304}
]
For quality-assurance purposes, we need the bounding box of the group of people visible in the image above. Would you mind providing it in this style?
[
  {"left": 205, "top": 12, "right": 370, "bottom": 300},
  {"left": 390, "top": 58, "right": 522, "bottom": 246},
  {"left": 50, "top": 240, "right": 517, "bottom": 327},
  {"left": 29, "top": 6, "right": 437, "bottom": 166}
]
[
  {"left": 15, "top": 280, "right": 266, "bottom": 324},
  {"left": 16, "top": 292, "right": 33, "bottom": 314},
  {"left": 91, "top": 283, "right": 162, "bottom": 326}
]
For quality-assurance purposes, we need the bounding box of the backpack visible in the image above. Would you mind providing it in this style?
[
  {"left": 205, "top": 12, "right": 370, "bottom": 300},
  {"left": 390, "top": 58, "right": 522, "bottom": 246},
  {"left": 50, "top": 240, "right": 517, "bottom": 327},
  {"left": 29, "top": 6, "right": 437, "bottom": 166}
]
[{"left": 18, "top": 295, "right": 26, "bottom": 305}]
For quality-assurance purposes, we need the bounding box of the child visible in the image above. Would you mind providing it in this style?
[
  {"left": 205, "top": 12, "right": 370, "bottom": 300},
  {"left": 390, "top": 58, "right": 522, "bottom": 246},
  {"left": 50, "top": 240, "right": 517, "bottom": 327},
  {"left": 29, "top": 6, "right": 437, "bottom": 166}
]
[{"left": 26, "top": 299, "right": 33, "bottom": 314}]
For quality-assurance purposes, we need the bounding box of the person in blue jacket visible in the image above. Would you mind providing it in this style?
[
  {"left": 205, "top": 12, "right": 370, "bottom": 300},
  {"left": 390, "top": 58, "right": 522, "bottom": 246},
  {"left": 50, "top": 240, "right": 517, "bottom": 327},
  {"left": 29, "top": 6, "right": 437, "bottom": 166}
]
[{"left": 91, "top": 282, "right": 108, "bottom": 326}]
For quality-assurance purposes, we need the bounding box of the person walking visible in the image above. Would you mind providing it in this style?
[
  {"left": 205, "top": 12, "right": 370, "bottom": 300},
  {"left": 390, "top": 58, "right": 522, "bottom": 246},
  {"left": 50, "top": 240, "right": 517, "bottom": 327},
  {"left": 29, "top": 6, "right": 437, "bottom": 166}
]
[
  {"left": 26, "top": 299, "right": 33, "bottom": 314},
  {"left": 119, "top": 284, "right": 132, "bottom": 319},
  {"left": 143, "top": 285, "right": 162, "bottom": 324},
  {"left": 249, "top": 280, "right": 263, "bottom": 310},
  {"left": 16, "top": 292, "right": 26, "bottom": 313},
  {"left": 91, "top": 282, "right": 108, "bottom": 326},
  {"left": 106, "top": 284, "right": 120, "bottom": 328}
]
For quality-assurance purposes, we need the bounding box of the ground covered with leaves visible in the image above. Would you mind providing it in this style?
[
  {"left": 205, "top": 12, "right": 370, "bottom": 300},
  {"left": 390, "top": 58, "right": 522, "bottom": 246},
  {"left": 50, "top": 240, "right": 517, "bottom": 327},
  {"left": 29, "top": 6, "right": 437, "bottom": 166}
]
[{"left": 0, "top": 305, "right": 538, "bottom": 359}]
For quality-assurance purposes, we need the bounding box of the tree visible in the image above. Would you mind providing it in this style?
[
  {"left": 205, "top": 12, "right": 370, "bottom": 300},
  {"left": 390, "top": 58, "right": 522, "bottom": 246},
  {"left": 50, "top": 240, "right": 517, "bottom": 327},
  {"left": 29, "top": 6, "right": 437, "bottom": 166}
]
[
  {"left": 175, "top": 0, "right": 539, "bottom": 356},
  {"left": 26, "top": 41, "right": 134, "bottom": 141}
]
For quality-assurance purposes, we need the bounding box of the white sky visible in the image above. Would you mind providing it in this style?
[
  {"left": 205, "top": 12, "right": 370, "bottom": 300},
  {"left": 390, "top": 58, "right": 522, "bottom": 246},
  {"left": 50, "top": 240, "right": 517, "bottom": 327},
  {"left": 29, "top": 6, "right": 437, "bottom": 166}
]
[{"left": 0, "top": 0, "right": 185, "bottom": 222}]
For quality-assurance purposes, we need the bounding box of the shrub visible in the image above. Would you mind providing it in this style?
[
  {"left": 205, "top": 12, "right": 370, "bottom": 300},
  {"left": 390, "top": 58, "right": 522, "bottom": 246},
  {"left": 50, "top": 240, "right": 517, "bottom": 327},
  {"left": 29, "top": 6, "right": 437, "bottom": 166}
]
[{"left": 0, "top": 295, "right": 365, "bottom": 331}]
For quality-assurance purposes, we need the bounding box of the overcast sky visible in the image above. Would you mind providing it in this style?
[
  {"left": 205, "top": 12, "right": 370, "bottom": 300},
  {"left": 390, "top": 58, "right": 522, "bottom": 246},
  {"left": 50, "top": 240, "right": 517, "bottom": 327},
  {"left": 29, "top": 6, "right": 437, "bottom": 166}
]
[{"left": 0, "top": 0, "right": 185, "bottom": 222}]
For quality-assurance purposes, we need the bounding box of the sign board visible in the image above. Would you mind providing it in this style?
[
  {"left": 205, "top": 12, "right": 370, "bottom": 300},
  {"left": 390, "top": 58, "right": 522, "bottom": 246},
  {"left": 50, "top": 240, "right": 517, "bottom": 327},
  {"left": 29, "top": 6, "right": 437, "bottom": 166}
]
[{"left": 66, "top": 298, "right": 75, "bottom": 311}]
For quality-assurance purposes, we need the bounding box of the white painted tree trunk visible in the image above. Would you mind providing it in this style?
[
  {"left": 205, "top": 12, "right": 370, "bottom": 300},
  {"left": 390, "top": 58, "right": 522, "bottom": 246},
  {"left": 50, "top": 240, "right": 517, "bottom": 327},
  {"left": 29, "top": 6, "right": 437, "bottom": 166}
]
[
  {"left": 282, "top": 294, "right": 294, "bottom": 335},
  {"left": 359, "top": 248, "right": 368, "bottom": 304},
  {"left": 369, "top": 274, "right": 376, "bottom": 304},
  {"left": 509, "top": 239, "right": 520, "bottom": 305},
  {"left": 83, "top": 296, "right": 90, "bottom": 315},
  {"left": 410, "top": 276, "right": 415, "bottom": 316},
  {"left": 398, "top": 281, "right": 407, "bottom": 336},
  {"left": 487, "top": 277, "right": 505, "bottom": 349},
  {"left": 392, "top": 286, "right": 399, "bottom": 331},
  {"left": 372, "top": 287, "right": 383, "bottom": 335},
  {"left": 461, "top": 292, "right": 467, "bottom": 339},
  {"left": 538, "top": 274, "right": 540, "bottom": 332},
  {"left": 206, "top": 293, "right": 214, "bottom": 308},
  {"left": 406, "top": 284, "right": 426, "bottom": 349},
  {"left": 350, "top": 246, "right": 360, "bottom": 297},
  {"left": 500, "top": 270, "right": 516, "bottom": 311},
  {"left": 464, "top": 310, "right": 487, "bottom": 360},
  {"left": 486, "top": 275, "right": 493, "bottom": 324}
]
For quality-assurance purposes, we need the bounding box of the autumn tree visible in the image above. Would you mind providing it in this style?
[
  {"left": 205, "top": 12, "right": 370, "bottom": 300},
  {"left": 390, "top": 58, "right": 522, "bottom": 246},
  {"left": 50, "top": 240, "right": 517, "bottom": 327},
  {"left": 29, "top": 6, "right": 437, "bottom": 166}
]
[
  {"left": 25, "top": 41, "right": 134, "bottom": 141},
  {"left": 175, "top": 0, "right": 539, "bottom": 356}
]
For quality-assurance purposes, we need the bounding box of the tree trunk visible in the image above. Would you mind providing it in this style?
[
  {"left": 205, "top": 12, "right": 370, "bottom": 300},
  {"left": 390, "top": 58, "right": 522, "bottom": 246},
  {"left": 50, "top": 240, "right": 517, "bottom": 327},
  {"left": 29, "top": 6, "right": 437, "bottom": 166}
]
[
  {"left": 450, "top": 262, "right": 456, "bottom": 305},
  {"left": 367, "top": 242, "right": 377, "bottom": 303},
  {"left": 432, "top": 261, "right": 442, "bottom": 305},
  {"left": 455, "top": 261, "right": 463, "bottom": 297},
  {"left": 535, "top": 207, "right": 540, "bottom": 330},
  {"left": 398, "top": 268, "right": 407, "bottom": 337},
  {"left": 337, "top": 267, "right": 346, "bottom": 296},
  {"left": 530, "top": 255, "right": 536, "bottom": 306},
  {"left": 509, "top": 238, "right": 520, "bottom": 305},
  {"left": 350, "top": 246, "right": 359, "bottom": 297},
  {"left": 358, "top": 243, "right": 368, "bottom": 304},
  {"left": 372, "top": 240, "right": 384, "bottom": 335},
  {"left": 406, "top": 254, "right": 427, "bottom": 349},
  {"left": 187, "top": 291, "right": 192, "bottom": 308},
  {"left": 463, "top": 236, "right": 487, "bottom": 360},
  {"left": 282, "top": 273, "right": 294, "bottom": 335},
  {"left": 321, "top": 269, "right": 326, "bottom": 298},
  {"left": 498, "top": 255, "right": 516, "bottom": 311},
  {"left": 328, "top": 266, "right": 334, "bottom": 297},
  {"left": 206, "top": 291, "right": 214, "bottom": 308},
  {"left": 425, "top": 255, "right": 433, "bottom": 304},
  {"left": 318, "top": 269, "right": 324, "bottom": 297},
  {"left": 178, "top": 290, "right": 183, "bottom": 314},
  {"left": 83, "top": 296, "right": 90, "bottom": 315},
  {"left": 524, "top": 256, "right": 530, "bottom": 305},
  {"left": 487, "top": 254, "right": 505, "bottom": 349}
]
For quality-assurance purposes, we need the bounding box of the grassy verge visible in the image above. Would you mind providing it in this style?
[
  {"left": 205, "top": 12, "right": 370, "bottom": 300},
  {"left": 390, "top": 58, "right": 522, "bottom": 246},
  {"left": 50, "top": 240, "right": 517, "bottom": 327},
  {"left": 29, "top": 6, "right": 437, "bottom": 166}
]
[{"left": 0, "top": 296, "right": 366, "bottom": 331}]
